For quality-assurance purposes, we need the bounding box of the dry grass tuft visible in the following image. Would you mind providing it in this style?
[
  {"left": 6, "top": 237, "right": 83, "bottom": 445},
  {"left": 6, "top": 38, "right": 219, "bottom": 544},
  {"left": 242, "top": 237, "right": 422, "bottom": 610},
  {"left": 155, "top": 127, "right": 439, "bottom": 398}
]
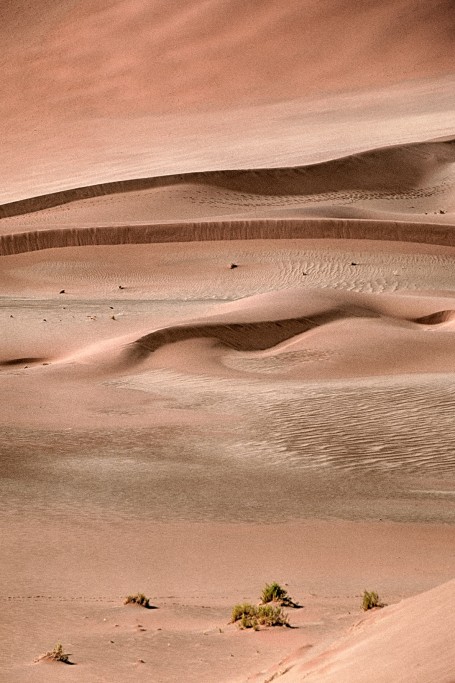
[
  {"left": 38, "top": 642, "right": 72, "bottom": 664},
  {"left": 362, "top": 590, "right": 384, "bottom": 611},
  {"left": 124, "top": 593, "right": 151, "bottom": 608},
  {"left": 261, "top": 582, "right": 296, "bottom": 606},
  {"left": 231, "top": 603, "right": 289, "bottom": 629}
]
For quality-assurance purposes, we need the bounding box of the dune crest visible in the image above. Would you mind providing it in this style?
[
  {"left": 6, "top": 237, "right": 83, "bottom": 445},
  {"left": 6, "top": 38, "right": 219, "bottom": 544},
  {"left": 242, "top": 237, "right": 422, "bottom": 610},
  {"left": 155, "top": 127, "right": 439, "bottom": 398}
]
[
  {"left": 413, "top": 310, "right": 455, "bottom": 324},
  {"left": 0, "top": 138, "right": 453, "bottom": 256},
  {"left": 0, "top": 139, "right": 453, "bottom": 220},
  {"left": 39, "top": 288, "right": 455, "bottom": 382},
  {"left": 1, "top": 139, "right": 453, "bottom": 231}
]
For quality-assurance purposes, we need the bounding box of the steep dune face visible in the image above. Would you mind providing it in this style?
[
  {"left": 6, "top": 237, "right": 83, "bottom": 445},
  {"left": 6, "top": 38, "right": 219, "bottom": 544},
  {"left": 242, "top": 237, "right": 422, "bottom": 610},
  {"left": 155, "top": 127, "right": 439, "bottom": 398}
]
[
  {"left": 1, "top": 139, "right": 454, "bottom": 222},
  {"left": 13, "top": 287, "right": 454, "bottom": 381},
  {"left": 2, "top": 0, "right": 454, "bottom": 119},
  {"left": 0, "top": 139, "right": 453, "bottom": 256},
  {"left": 414, "top": 310, "right": 455, "bottom": 324},
  {"left": 81, "top": 289, "right": 455, "bottom": 380},
  {"left": 270, "top": 580, "right": 455, "bottom": 683}
]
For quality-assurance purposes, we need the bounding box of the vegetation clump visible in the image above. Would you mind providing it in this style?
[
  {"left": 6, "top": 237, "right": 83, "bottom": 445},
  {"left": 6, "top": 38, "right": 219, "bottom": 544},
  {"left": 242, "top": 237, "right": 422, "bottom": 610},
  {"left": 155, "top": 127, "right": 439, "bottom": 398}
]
[
  {"left": 124, "top": 593, "right": 151, "bottom": 608},
  {"left": 38, "top": 642, "right": 72, "bottom": 664},
  {"left": 231, "top": 603, "right": 289, "bottom": 629},
  {"left": 362, "top": 590, "right": 383, "bottom": 611},
  {"left": 261, "top": 582, "right": 296, "bottom": 607}
]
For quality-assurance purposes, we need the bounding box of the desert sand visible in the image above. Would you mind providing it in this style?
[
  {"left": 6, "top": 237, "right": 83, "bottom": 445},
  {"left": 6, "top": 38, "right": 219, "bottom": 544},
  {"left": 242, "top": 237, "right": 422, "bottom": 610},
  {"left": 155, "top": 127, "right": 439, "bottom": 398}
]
[{"left": 1, "top": 1, "right": 454, "bottom": 682}]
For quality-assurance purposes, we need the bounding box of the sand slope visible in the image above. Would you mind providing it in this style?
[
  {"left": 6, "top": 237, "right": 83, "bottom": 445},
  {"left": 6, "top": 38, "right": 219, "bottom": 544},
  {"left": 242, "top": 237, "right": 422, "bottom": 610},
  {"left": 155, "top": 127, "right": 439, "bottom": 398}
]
[
  {"left": 1, "top": 139, "right": 453, "bottom": 222},
  {"left": 56, "top": 287, "right": 455, "bottom": 381},
  {"left": 265, "top": 579, "right": 455, "bottom": 683},
  {"left": 0, "top": 139, "right": 454, "bottom": 256},
  {"left": 2, "top": 0, "right": 454, "bottom": 118},
  {"left": 1, "top": 2, "right": 454, "bottom": 203}
]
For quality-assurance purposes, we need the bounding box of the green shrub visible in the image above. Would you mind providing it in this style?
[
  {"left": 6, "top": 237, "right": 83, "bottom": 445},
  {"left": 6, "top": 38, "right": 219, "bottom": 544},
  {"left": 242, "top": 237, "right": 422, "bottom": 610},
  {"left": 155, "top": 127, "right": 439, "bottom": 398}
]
[
  {"left": 362, "top": 590, "right": 383, "bottom": 611},
  {"left": 231, "top": 603, "right": 289, "bottom": 629},
  {"left": 124, "top": 593, "right": 151, "bottom": 608},
  {"left": 261, "top": 582, "right": 295, "bottom": 606}
]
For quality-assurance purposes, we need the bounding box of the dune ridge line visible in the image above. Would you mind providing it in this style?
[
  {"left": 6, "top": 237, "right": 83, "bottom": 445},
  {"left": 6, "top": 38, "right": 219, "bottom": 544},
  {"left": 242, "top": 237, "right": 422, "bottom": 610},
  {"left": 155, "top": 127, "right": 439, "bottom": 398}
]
[
  {"left": 1, "top": 218, "right": 455, "bottom": 256},
  {"left": 0, "top": 138, "right": 453, "bottom": 217}
]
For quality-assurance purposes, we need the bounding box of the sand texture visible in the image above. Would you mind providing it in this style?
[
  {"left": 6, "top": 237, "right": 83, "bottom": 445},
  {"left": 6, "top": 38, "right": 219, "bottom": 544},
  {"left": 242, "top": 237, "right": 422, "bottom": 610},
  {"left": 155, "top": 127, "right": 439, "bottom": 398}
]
[
  {"left": 258, "top": 579, "right": 455, "bottom": 683},
  {"left": 1, "top": 1, "right": 455, "bottom": 682}
]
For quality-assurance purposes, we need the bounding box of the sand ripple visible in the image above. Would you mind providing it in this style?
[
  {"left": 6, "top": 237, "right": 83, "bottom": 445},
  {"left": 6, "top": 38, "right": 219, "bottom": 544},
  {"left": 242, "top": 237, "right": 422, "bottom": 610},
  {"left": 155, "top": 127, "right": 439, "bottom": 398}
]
[{"left": 112, "top": 370, "right": 455, "bottom": 476}]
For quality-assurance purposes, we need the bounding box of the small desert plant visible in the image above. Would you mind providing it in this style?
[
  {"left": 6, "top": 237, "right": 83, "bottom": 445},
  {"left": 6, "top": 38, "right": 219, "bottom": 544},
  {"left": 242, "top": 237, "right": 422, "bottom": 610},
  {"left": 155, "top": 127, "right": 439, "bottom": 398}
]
[
  {"left": 231, "top": 603, "right": 289, "bottom": 629},
  {"left": 38, "top": 642, "right": 72, "bottom": 664},
  {"left": 261, "top": 582, "right": 295, "bottom": 606},
  {"left": 124, "top": 593, "right": 151, "bottom": 608},
  {"left": 362, "top": 590, "right": 383, "bottom": 611}
]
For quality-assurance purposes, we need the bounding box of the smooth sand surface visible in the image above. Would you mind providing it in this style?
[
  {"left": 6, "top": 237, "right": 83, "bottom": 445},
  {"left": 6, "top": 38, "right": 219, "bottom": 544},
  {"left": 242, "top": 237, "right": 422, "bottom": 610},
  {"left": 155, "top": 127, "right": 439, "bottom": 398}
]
[
  {"left": 1, "top": 2, "right": 454, "bottom": 682},
  {"left": 258, "top": 579, "right": 455, "bottom": 683}
]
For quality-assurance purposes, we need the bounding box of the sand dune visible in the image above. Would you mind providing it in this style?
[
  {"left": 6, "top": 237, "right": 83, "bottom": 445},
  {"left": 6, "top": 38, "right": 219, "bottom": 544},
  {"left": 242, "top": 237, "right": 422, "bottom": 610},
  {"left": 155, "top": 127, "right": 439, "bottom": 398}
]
[
  {"left": 264, "top": 579, "right": 455, "bottom": 683},
  {"left": 4, "top": 218, "right": 455, "bottom": 258},
  {"left": 1, "top": 1, "right": 455, "bottom": 682},
  {"left": 413, "top": 309, "right": 455, "bottom": 324},
  {"left": 2, "top": 0, "right": 453, "bottom": 119},
  {"left": 0, "top": 141, "right": 455, "bottom": 232},
  {"left": 1, "top": 139, "right": 453, "bottom": 222},
  {"left": 0, "top": 138, "right": 453, "bottom": 256},
  {"left": 5, "top": 287, "right": 455, "bottom": 379},
  {"left": 102, "top": 288, "right": 455, "bottom": 380},
  {"left": 2, "top": 2, "right": 454, "bottom": 203}
]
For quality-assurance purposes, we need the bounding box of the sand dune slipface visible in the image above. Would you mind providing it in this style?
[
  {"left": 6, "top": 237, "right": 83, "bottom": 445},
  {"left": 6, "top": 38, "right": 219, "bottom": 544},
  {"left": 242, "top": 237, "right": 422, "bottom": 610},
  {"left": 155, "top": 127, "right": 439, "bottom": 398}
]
[
  {"left": 1, "top": 138, "right": 454, "bottom": 222},
  {"left": 91, "top": 288, "right": 455, "bottom": 381},
  {"left": 1, "top": 2, "right": 455, "bottom": 682},
  {"left": 0, "top": 139, "right": 454, "bottom": 257}
]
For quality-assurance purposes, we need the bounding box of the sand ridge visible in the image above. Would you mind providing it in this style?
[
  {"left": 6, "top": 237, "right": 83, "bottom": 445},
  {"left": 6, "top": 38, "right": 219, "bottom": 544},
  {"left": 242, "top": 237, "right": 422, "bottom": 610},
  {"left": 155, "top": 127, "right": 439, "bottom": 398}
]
[
  {"left": 0, "top": 138, "right": 454, "bottom": 220},
  {"left": 0, "top": 138, "right": 453, "bottom": 260}
]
